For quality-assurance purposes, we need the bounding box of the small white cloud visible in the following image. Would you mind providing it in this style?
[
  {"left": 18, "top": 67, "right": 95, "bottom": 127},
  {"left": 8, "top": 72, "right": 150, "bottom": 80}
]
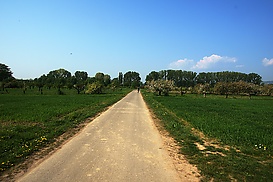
[
  {"left": 169, "top": 59, "right": 194, "bottom": 69},
  {"left": 262, "top": 58, "right": 273, "bottom": 66},
  {"left": 194, "top": 54, "right": 237, "bottom": 69},
  {"left": 236, "top": 65, "right": 244, "bottom": 68}
]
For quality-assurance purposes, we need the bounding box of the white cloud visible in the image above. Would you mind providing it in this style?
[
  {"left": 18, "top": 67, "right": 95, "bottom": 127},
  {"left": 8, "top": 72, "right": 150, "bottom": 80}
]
[
  {"left": 194, "top": 54, "right": 237, "bottom": 69},
  {"left": 169, "top": 54, "right": 237, "bottom": 71},
  {"left": 262, "top": 58, "right": 273, "bottom": 66},
  {"left": 236, "top": 65, "right": 244, "bottom": 68},
  {"left": 169, "top": 59, "right": 194, "bottom": 69}
]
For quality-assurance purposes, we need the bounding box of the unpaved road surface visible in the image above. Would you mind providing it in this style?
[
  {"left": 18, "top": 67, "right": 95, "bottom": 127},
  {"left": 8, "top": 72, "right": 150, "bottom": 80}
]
[{"left": 17, "top": 91, "right": 192, "bottom": 182}]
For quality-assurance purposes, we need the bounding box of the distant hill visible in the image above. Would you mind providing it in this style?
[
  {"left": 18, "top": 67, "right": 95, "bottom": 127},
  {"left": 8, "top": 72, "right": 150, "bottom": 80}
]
[{"left": 263, "top": 81, "right": 273, "bottom": 84}]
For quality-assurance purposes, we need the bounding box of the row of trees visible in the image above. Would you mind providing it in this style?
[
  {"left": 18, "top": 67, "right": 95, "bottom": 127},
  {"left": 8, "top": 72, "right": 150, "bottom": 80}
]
[
  {"left": 146, "top": 79, "right": 273, "bottom": 98},
  {"left": 0, "top": 63, "right": 141, "bottom": 94},
  {"left": 1, "top": 63, "right": 272, "bottom": 97},
  {"left": 146, "top": 70, "right": 263, "bottom": 87},
  {"left": 145, "top": 70, "right": 273, "bottom": 98}
]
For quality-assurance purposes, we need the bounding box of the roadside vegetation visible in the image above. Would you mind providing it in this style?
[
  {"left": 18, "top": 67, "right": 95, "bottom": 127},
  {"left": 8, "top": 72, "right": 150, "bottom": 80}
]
[{"left": 143, "top": 91, "right": 273, "bottom": 181}]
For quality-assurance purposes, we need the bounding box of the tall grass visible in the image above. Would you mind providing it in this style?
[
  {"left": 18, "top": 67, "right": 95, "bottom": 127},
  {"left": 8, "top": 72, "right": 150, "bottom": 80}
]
[
  {"left": 143, "top": 91, "right": 273, "bottom": 181},
  {"left": 0, "top": 88, "right": 131, "bottom": 173}
]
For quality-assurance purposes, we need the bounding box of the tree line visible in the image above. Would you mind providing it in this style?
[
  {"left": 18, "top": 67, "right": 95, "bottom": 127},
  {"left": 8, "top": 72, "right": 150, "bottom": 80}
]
[
  {"left": 145, "top": 70, "right": 273, "bottom": 98},
  {"left": 146, "top": 70, "right": 262, "bottom": 87},
  {"left": 1, "top": 63, "right": 272, "bottom": 97},
  {"left": 0, "top": 63, "right": 141, "bottom": 94}
]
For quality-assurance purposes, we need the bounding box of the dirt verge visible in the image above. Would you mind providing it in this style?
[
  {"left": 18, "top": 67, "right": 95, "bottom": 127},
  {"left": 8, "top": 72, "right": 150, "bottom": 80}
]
[{"left": 150, "top": 111, "right": 201, "bottom": 181}]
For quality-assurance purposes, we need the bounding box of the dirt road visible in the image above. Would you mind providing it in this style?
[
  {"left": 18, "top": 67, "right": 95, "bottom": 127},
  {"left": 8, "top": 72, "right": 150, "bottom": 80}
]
[{"left": 17, "top": 91, "right": 190, "bottom": 182}]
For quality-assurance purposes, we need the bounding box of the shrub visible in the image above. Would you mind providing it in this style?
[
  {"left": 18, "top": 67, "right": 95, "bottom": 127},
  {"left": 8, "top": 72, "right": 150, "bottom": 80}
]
[{"left": 85, "top": 82, "right": 103, "bottom": 94}]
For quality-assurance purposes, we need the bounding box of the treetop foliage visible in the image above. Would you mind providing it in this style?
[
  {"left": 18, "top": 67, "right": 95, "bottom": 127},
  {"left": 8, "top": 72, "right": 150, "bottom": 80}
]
[
  {"left": 123, "top": 71, "right": 141, "bottom": 88},
  {"left": 146, "top": 70, "right": 262, "bottom": 87},
  {"left": 0, "top": 63, "right": 14, "bottom": 82}
]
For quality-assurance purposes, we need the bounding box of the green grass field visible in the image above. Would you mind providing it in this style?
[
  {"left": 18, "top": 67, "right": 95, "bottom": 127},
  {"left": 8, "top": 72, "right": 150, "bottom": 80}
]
[
  {"left": 143, "top": 91, "right": 273, "bottom": 181},
  {"left": 0, "top": 88, "right": 131, "bottom": 173}
]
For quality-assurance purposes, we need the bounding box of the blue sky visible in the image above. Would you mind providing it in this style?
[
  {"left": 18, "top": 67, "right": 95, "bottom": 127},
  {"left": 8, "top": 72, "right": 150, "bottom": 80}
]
[{"left": 1, "top": 0, "right": 273, "bottom": 81}]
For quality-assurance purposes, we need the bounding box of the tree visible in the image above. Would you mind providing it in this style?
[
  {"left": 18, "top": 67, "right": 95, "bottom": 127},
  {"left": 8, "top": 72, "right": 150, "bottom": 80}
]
[
  {"left": 166, "top": 70, "right": 176, "bottom": 81},
  {"left": 124, "top": 71, "right": 141, "bottom": 88},
  {"left": 247, "top": 73, "right": 262, "bottom": 85},
  {"left": 261, "top": 84, "right": 273, "bottom": 96},
  {"left": 47, "top": 68, "right": 71, "bottom": 94},
  {"left": 214, "top": 82, "right": 230, "bottom": 98},
  {"left": 73, "top": 71, "right": 88, "bottom": 94},
  {"left": 73, "top": 81, "right": 85, "bottom": 94},
  {"left": 118, "top": 72, "right": 123, "bottom": 86},
  {"left": 145, "top": 71, "right": 159, "bottom": 82},
  {"left": 110, "top": 78, "right": 120, "bottom": 90},
  {"left": 195, "top": 72, "right": 216, "bottom": 85},
  {"left": 47, "top": 68, "right": 71, "bottom": 79},
  {"left": 146, "top": 80, "right": 174, "bottom": 96},
  {"left": 0, "top": 63, "right": 14, "bottom": 91},
  {"left": 158, "top": 70, "right": 167, "bottom": 80},
  {"left": 75, "top": 71, "right": 88, "bottom": 81},
  {"left": 35, "top": 74, "right": 47, "bottom": 94},
  {"left": 123, "top": 71, "right": 131, "bottom": 87},
  {"left": 240, "top": 82, "right": 259, "bottom": 99},
  {"left": 95, "top": 72, "right": 104, "bottom": 84},
  {"left": 103, "top": 74, "right": 111, "bottom": 86},
  {"left": 182, "top": 71, "right": 197, "bottom": 87},
  {"left": 0, "top": 63, "right": 13, "bottom": 81},
  {"left": 173, "top": 70, "right": 197, "bottom": 87},
  {"left": 86, "top": 77, "right": 96, "bottom": 84}
]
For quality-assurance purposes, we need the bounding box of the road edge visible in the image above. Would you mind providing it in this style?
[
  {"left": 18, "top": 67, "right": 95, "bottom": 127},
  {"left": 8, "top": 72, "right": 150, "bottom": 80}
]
[{"left": 140, "top": 92, "right": 201, "bottom": 181}]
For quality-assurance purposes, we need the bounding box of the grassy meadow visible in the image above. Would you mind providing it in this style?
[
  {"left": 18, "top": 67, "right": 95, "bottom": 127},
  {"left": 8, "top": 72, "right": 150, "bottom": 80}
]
[
  {"left": 0, "top": 88, "right": 131, "bottom": 173},
  {"left": 143, "top": 91, "right": 273, "bottom": 181}
]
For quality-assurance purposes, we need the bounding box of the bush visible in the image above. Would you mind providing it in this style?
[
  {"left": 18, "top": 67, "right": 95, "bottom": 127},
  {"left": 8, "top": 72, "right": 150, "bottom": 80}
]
[{"left": 85, "top": 82, "right": 103, "bottom": 94}]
